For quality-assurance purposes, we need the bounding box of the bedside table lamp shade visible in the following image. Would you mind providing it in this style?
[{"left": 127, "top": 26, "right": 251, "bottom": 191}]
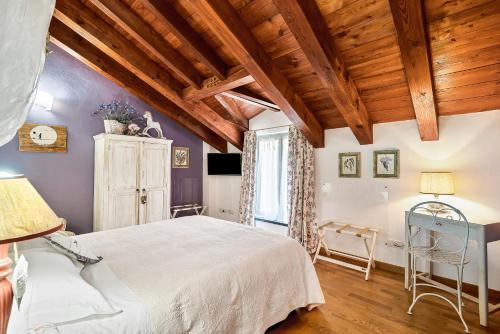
[
  {"left": 420, "top": 172, "right": 455, "bottom": 197},
  {"left": 0, "top": 175, "right": 62, "bottom": 243},
  {"left": 0, "top": 174, "right": 62, "bottom": 334}
]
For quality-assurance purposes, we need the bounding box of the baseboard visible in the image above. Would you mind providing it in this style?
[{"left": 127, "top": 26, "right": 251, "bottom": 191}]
[{"left": 317, "top": 249, "right": 500, "bottom": 304}]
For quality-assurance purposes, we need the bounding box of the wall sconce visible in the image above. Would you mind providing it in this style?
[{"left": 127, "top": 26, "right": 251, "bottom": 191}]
[
  {"left": 321, "top": 182, "right": 332, "bottom": 194},
  {"left": 34, "top": 90, "right": 54, "bottom": 111}
]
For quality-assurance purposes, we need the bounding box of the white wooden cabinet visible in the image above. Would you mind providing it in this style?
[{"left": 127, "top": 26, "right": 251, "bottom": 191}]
[{"left": 93, "top": 134, "right": 172, "bottom": 231}]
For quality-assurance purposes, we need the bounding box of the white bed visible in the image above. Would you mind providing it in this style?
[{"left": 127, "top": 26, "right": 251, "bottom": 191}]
[{"left": 14, "top": 216, "right": 325, "bottom": 334}]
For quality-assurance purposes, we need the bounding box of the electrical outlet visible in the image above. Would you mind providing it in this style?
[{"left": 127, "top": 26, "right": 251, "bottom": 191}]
[{"left": 385, "top": 239, "right": 405, "bottom": 248}]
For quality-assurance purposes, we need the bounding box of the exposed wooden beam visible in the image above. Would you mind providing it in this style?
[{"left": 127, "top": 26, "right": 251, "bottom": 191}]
[
  {"left": 49, "top": 19, "right": 227, "bottom": 153},
  {"left": 183, "top": 66, "right": 255, "bottom": 101},
  {"left": 214, "top": 95, "right": 249, "bottom": 130},
  {"left": 142, "top": 0, "right": 227, "bottom": 80},
  {"left": 274, "top": 0, "right": 373, "bottom": 144},
  {"left": 221, "top": 87, "right": 280, "bottom": 112},
  {"left": 88, "top": 0, "right": 204, "bottom": 88},
  {"left": 194, "top": 0, "right": 324, "bottom": 148},
  {"left": 389, "top": 0, "right": 439, "bottom": 140},
  {"left": 54, "top": 0, "right": 243, "bottom": 150}
]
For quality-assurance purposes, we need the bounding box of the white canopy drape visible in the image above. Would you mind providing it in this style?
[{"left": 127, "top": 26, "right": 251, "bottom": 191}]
[{"left": 0, "top": 0, "right": 55, "bottom": 146}]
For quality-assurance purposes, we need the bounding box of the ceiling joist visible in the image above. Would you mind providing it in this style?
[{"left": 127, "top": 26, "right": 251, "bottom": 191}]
[
  {"left": 389, "top": 0, "right": 439, "bottom": 141},
  {"left": 142, "top": 0, "right": 228, "bottom": 80},
  {"left": 49, "top": 19, "right": 228, "bottom": 153},
  {"left": 221, "top": 87, "right": 280, "bottom": 112},
  {"left": 87, "top": 0, "right": 204, "bottom": 88},
  {"left": 194, "top": 0, "right": 325, "bottom": 148},
  {"left": 54, "top": 0, "right": 243, "bottom": 150},
  {"left": 274, "top": 0, "right": 373, "bottom": 144},
  {"left": 183, "top": 66, "right": 255, "bottom": 101}
]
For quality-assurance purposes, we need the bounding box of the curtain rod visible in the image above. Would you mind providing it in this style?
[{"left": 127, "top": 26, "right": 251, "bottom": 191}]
[{"left": 253, "top": 125, "right": 291, "bottom": 132}]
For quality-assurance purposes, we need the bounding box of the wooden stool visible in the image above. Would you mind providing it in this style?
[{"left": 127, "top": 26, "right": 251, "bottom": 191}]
[{"left": 313, "top": 221, "right": 379, "bottom": 280}]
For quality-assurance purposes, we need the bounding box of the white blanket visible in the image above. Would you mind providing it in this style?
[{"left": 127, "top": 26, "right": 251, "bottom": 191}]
[{"left": 76, "top": 216, "right": 325, "bottom": 334}]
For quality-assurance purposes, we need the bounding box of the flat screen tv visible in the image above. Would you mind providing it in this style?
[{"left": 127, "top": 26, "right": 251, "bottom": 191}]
[{"left": 207, "top": 153, "right": 242, "bottom": 175}]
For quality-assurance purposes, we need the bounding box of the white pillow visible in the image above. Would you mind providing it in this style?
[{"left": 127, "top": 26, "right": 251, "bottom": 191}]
[
  {"left": 22, "top": 252, "right": 119, "bottom": 330},
  {"left": 44, "top": 234, "right": 102, "bottom": 264}
]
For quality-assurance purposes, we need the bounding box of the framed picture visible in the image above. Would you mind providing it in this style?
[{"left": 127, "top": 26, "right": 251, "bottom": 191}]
[
  {"left": 373, "top": 150, "right": 399, "bottom": 178},
  {"left": 173, "top": 146, "right": 190, "bottom": 168},
  {"left": 338, "top": 152, "right": 361, "bottom": 178},
  {"left": 18, "top": 123, "right": 67, "bottom": 153}
]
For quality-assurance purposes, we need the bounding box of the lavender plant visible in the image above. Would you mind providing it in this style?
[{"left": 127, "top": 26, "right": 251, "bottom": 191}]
[{"left": 93, "top": 100, "right": 141, "bottom": 125}]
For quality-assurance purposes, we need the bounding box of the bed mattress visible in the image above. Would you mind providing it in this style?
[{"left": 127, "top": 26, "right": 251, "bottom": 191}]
[{"left": 54, "top": 216, "right": 325, "bottom": 333}]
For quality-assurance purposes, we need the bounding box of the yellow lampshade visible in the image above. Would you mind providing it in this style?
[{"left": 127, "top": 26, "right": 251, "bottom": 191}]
[
  {"left": 0, "top": 174, "right": 62, "bottom": 244},
  {"left": 420, "top": 172, "right": 455, "bottom": 196}
]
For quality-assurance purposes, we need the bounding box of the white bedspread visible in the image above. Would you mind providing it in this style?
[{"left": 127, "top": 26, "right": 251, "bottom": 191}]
[{"left": 76, "top": 216, "right": 325, "bottom": 334}]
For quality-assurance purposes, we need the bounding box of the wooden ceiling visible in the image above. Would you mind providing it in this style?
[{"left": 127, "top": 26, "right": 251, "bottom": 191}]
[{"left": 48, "top": 0, "right": 500, "bottom": 151}]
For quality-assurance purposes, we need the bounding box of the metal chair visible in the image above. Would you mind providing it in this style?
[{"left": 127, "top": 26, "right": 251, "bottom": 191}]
[{"left": 406, "top": 201, "right": 470, "bottom": 333}]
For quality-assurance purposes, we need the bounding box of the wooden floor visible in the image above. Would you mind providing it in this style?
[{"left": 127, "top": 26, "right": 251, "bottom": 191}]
[{"left": 268, "top": 261, "right": 500, "bottom": 334}]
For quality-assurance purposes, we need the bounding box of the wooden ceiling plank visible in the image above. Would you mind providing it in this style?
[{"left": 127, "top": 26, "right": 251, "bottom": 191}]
[
  {"left": 49, "top": 19, "right": 227, "bottom": 153},
  {"left": 183, "top": 66, "right": 255, "bottom": 101},
  {"left": 275, "top": 0, "right": 373, "bottom": 144},
  {"left": 214, "top": 95, "right": 250, "bottom": 130},
  {"left": 142, "top": 0, "right": 228, "bottom": 80},
  {"left": 88, "top": 0, "right": 204, "bottom": 88},
  {"left": 221, "top": 87, "right": 280, "bottom": 112},
  {"left": 389, "top": 0, "right": 439, "bottom": 141},
  {"left": 194, "top": 0, "right": 325, "bottom": 148},
  {"left": 54, "top": 0, "right": 243, "bottom": 150}
]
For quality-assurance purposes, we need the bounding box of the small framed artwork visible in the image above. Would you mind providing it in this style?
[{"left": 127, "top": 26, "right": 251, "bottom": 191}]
[
  {"left": 338, "top": 152, "right": 361, "bottom": 178},
  {"left": 173, "top": 146, "right": 190, "bottom": 168},
  {"left": 373, "top": 150, "right": 399, "bottom": 178},
  {"left": 18, "top": 123, "right": 67, "bottom": 153}
]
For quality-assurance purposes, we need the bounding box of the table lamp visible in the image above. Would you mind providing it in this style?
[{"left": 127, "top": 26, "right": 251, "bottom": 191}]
[
  {"left": 419, "top": 172, "right": 455, "bottom": 211},
  {"left": 0, "top": 173, "right": 63, "bottom": 334}
]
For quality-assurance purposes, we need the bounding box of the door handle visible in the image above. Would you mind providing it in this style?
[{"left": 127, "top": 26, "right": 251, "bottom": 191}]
[
  {"left": 140, "top": 189, "right": 147, "bottom": 204},
  {"left": 141, "top": 193, "right": 147, "bottom": 205}
]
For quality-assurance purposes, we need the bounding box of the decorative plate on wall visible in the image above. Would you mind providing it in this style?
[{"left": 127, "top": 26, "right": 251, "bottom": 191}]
[{"left": 18, "top": 123, "right": 67, "bottom": 153}]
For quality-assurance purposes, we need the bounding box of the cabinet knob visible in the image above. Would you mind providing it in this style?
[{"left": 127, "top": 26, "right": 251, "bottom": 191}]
[{"left": 136, "top": 189, "right": 140, "bottom": 193}]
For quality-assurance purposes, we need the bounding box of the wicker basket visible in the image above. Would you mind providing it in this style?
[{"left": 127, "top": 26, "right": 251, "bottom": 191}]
[{"left": 104, "top": 120, "right": 127, "bottom": 135}]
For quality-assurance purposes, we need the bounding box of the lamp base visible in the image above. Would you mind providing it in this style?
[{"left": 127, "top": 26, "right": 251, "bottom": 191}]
[
  {"left": 0, "top": 244, "right": 12, "bottom": 334},
  {"left": 427, "top": 202, "right": 444, "bottom": 211}
]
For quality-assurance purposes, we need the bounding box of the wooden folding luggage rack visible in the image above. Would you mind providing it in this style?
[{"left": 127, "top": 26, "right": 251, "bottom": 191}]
[{"left": 313, "top": 221, "right": 379, "bottom": 280}]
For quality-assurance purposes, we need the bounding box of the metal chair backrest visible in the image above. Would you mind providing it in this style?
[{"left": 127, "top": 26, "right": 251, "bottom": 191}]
[{"left": 407, "top": 201, "right": 470, "bottom": 265}]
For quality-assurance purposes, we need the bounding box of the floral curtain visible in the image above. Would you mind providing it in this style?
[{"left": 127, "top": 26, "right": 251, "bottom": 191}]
[
  {"left": 239, "top": 131, "right": 257, "bottom": 226},
  {"left": 287, "top": 126, "right": 318, "bottom": 253}
]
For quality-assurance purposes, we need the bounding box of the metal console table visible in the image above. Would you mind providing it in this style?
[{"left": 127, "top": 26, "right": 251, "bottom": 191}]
[{"left": 404, "top": 211, "right": 500, "bottom": 327}]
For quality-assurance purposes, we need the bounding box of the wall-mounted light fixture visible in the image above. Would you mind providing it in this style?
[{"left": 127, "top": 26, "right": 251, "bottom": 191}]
[
  {"left": 321, "top": 182, "right": 332, "bottom": 194},
  {"left": 34, "top": 90, "right": 54, "bottom": 111}
]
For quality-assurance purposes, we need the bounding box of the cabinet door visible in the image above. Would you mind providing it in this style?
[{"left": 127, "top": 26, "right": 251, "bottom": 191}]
[
  {"left": 140, "top": 142, "right": 170, "bottom": 224},
  {"left": 108, "top": 140, "right": 140, "bottom": 229}
]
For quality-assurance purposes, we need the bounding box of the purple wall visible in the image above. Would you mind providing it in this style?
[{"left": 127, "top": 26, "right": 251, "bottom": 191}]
[{"left": 0, "top": 44, "right": 203, "bottom": 234}]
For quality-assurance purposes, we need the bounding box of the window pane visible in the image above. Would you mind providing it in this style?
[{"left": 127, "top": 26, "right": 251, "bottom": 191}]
[{"left": 255, "top": 133, "right": 288, "bottom": 224}]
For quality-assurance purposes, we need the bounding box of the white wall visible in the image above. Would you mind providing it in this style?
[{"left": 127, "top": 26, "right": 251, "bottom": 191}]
[
  {"left": 203, "top": 141, "right": 242, "bottom": 221},
  {"left": 204, "top": 109, "right": 500, "bottom": 289},
  {"left": 317, "top": 110, "right": 500, "bottom": 289}
]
